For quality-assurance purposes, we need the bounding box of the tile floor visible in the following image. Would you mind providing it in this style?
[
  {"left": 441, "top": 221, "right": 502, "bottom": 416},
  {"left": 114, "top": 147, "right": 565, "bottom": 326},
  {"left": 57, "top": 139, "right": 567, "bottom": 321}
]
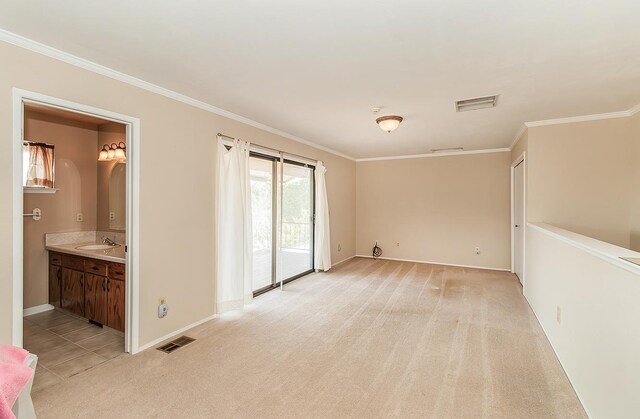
[{"left": 23, "top": 309, "right": 125, "bottom": 393}]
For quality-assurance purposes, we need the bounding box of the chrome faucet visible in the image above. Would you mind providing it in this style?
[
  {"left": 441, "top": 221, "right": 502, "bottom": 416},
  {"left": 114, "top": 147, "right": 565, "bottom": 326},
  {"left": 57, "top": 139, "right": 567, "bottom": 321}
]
[{"left": 102, "top": 236, "right": 118, "bottom": 246}]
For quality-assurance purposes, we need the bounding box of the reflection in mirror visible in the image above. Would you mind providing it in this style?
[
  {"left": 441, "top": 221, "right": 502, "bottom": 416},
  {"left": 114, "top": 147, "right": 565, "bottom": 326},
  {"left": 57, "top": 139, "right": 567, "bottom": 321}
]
[
  {"left": 109, "top": 163, "right": 126, "bottom": 231},
  {"left": 23, "top": 141, "right": 55, "bottom": 188}
]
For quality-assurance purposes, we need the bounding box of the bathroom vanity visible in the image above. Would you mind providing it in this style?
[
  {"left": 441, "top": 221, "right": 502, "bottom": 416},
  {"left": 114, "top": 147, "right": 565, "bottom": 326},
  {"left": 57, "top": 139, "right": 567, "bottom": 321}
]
[{"left": 48, "top": 248, "right": 125, "bottom": 332}]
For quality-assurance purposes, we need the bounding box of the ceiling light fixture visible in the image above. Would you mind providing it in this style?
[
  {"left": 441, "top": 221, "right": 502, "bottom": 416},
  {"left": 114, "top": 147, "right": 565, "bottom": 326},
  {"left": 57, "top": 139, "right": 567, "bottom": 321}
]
[
  {"left": 376, "top": 115, "right": 403, "bottom": 133},
  {"left": 431, "top": 147, "right": 464, "bottom": 153},
  {"left": 98, "top": 142, "right": 126, "bottom": 162}
]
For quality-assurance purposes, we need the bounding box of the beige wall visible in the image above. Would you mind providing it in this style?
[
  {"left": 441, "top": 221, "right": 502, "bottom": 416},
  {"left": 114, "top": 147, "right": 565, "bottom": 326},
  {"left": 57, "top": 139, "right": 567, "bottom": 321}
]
[
  {"left": 97, "top": 122, "right": 127, "bottom": 232},
  {"left": 23, "top": 111, "right": 98, "bottom": 309},
  {"left": 0, "top": 41, "right": 356, "bottom": 346},
  {"left": 356, "top": 152, "right": 511, "bottom": 270},
  {"left": 527, "top": 118, "right": 634, "bottom": 248},
  {"left": 630, "top": 113, "right": 640, "bottom": 251},
  {"left": 525, "top": 225, "right": 640, "bottom": 418}
]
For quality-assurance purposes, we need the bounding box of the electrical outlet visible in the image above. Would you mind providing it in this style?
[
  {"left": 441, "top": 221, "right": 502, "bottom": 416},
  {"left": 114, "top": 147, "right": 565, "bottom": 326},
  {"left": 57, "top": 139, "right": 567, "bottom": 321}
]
[
  {"left": 109, "top": 211, "right": 116, "bottom": 221},
  {"left": 76, "top": 213, "right": 83, "bottom": 222},
  {"left": 475, "top": 246, "right": 480, "bottom": 255},
  {"left": 158, "top": 302, "right": 169, "bottom": 318},
  {"left": 556, "top": 306, "right": 561, "bottom": 324},
  {"left": 396, "top": 242, "right": 400, "bottom": 247},
  {"left": 338, "top": 244, "right": 341, "bottom": 252}
]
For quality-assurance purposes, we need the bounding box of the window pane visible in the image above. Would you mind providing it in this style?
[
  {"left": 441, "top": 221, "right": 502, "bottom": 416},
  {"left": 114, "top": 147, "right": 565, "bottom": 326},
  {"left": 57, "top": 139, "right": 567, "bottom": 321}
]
[
  {"left": 23, "top": 143, "right": 55, "bottom": 188},
  {"left": 250, "top": 157, "right": 274, "bottom": 291},
  {"left": 281, "top": 162, "right": 313, "bottom": 280}
]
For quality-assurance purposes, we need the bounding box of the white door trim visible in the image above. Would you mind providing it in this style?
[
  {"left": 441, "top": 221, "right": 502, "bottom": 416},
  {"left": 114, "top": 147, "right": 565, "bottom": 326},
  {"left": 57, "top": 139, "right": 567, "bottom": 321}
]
[
  {"left": 11, "top": 88, "right": 141, "bottom": 354},
  {"left": 510, "top": 152, "right": 526, "bottom": 289}
]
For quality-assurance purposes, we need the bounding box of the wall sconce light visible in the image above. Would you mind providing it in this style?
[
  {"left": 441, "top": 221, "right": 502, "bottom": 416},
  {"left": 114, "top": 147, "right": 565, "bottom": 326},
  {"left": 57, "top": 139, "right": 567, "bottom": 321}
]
[{"left": 98, "top": 142, "right": 126, "bottom": 162}]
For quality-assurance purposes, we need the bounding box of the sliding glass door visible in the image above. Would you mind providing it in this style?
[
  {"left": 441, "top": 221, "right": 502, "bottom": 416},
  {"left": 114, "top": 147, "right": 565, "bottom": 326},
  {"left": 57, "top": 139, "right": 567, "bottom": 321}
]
[
  {"left": 281, "top": 162, "right": 314, "bottom": 279},
  {"left": 249, "top": 154, "right": 314, "bottom": 295},
  {"left": 249, "top": 155, "right": 275, "bottom": 292}
]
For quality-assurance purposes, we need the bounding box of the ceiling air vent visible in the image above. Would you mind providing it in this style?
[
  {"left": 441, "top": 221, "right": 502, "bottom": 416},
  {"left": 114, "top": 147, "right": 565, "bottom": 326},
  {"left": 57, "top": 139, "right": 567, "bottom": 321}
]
[
  {"left": 455, "top": 95, "right": 498, "bottom": 112},
  {"left": 431, "top": 147, "right": 464, "bottom": 153}
]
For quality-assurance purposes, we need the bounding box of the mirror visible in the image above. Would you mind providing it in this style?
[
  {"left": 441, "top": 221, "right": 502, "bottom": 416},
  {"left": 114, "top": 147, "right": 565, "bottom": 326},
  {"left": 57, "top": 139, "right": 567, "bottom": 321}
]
[{"left": 109, "top": 163, "right": 126, "bottom": 231}]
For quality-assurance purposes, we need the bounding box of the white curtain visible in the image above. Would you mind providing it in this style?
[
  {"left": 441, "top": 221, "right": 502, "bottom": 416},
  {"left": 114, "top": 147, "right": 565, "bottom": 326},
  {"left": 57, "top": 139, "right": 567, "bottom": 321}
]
[
  {"left": 216, "top": 139, "right": 253, "bottom": 312},
  {"left": 314, "top": 161, "right": 331, "bottom": 271}
]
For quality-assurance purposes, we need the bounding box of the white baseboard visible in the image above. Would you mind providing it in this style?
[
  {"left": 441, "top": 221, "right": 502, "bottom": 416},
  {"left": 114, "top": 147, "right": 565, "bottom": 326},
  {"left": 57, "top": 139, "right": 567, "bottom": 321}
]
[
  {"left": 23, "top": 304, "right": 54, "bottom": 317},
  {"left": 136, "top": 314, "right": 217, "bottom": 353},
  {"left": 332, "top": 255, "right": 357, "bottom": 267},
  {"left": 355, "top": 255, "right": 510, "bottom": 272}
]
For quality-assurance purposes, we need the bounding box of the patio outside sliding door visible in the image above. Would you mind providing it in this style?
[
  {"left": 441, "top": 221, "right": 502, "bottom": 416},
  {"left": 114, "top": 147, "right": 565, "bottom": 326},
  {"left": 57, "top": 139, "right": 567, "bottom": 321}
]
[
  {"left": 249, "top": 154, "right": 315, "bottom": 295},
  {"left": 280, "top": 160, "right": 314, "bottom": 281},
  {"left": 249, "top": 154, "right": 275, "bottom": 293}
]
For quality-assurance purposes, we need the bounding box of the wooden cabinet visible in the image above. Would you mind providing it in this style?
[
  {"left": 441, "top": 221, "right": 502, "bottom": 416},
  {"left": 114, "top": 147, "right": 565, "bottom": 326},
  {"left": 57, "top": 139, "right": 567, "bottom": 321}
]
[
  {"left": 49, "top": 251, "right": 125, "bottom": 332},
  {"left": 85, "top": 273, "right": 107, "bottom": 325},
  {"left": 106, "top": 278, "right": 125, "bottom": 332},
  {"left": 61, "top": 267, "right": 84, "bottom": 316},
  {"left": 48, "top": 264, "right": 62, "bottom": 307}
]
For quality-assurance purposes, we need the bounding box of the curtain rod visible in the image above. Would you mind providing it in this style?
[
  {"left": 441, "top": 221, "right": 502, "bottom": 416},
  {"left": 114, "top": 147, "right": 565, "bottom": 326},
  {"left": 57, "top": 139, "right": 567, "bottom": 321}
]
[
  {"left": 24, "top": 140, "right": 55, "bottom": 149},
  {"left": 217, "top": 133, "right": 322, "bottom": 165}
]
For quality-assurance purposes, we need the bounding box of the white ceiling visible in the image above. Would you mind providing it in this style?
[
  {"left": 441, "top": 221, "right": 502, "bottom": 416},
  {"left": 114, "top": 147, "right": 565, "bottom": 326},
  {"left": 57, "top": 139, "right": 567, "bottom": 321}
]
[{"left": 2, "top": 1, "right": 640, "bottom": 158}]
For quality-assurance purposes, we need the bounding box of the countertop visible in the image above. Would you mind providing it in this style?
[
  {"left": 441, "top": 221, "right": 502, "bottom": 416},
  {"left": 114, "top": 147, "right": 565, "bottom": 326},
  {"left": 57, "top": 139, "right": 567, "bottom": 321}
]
[{"left": 46, "top": 241, "right": 126, "bottom": 264}]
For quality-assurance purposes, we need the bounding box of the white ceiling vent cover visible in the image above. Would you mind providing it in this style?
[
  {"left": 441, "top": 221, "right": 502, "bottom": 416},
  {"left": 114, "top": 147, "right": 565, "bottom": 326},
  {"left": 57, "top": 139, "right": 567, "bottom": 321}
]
[{"left": 455, "top": 95, "right": 498, "bottom": 112}]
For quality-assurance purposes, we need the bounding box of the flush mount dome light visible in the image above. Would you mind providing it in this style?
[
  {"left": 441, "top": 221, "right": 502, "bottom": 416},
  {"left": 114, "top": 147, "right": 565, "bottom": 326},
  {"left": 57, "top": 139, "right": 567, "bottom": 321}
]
[{"left": 376, "top": 115, "right": 403, "bottom": 133}]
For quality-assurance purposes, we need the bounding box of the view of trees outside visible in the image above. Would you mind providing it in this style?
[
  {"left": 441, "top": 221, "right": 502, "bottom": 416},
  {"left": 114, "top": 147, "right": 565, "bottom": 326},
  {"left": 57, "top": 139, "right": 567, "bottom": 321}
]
[
  {"left": 251, "top": 177, "right": 272, "bottom": 251},
  {"left": 282, "top": 165, "right": 312, "bottom": 250},
  {"left": 250, "top": 159, "right": 273, "bottom": 290},
  {"left": 250, "top": 158, "right": 314, "bottom": 290}
]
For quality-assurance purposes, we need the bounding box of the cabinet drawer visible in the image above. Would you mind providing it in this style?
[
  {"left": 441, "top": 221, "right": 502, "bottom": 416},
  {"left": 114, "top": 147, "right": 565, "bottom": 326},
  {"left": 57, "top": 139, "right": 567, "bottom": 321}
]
[
  {"left": 85, "top": 259, "right": 108, "bottom": 276},
  {"left": 49, "top": 252, "right": 62, "bottom": 266},
  {"left": 61, "top": 254, "right": 84, "bottom": 271},
  {"left": 108, "top": 263, "right": 126, "bottom": 281}
]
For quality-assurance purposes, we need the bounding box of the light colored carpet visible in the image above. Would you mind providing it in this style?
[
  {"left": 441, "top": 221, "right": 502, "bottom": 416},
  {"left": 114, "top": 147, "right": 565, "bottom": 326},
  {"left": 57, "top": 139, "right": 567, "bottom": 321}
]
[{"left": 32, "top": 257, "right": 586, "bottom": 418}]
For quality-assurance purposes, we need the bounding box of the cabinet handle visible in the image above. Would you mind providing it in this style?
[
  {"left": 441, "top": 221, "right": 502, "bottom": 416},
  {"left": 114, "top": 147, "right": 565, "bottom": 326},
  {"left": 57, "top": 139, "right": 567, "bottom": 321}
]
[
  {"left": 103, "top": 277, "right": 107, "bottom": 292},
  {"left": 92, "top": 266, "right": 99, "bottom": 271},
  {"left": 80, "top": 274, "right": 84, "bottom": 287},
  {"left": 107, "top": 278, "right": 111, "bottom": 292}
]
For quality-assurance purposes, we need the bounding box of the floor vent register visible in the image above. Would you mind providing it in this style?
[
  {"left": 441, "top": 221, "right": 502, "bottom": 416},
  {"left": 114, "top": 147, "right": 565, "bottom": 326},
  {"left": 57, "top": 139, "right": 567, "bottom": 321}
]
[{"left": 156, "top": 336, "right": 196, "bottom": 353}]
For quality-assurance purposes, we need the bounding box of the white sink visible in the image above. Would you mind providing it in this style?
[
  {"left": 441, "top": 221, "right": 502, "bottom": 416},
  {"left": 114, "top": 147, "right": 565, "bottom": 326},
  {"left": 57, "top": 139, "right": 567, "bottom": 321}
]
[{"left": 75, "top": 244, "right": 120, "bottom": 251}]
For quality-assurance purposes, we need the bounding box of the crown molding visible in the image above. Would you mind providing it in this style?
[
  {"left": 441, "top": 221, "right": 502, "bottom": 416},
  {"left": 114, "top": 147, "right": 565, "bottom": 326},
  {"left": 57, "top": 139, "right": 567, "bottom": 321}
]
[
  {"left": 0, "top": 29, "right": 356, "bottom": 161},
  {"left": 509, "top": 124, "right": 527, "bottom": 151},
  {"left": 356, "top": 147, "right": 510, "bottom": 162},
  {"left": 4, "top": 29, "right": 637, "bottom": 163},
  {"left": 509, "top": 102, "right": 640, "bottom": 150},
  {"left": 524, "top": 107, "right": 638, "bottom": 128}
]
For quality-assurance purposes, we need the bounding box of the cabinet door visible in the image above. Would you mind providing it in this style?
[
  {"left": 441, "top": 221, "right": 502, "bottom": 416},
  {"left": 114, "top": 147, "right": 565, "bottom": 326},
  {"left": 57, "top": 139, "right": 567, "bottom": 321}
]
[
  {"left": 62, "top": 268, "right": 84, "bottom": 316},
  {"left": 107, "top": 278, "right": 125, "bottom": 332},
  {"left": 85, "top": 273, "right": 107, "bottom": 325},
  {"left": 49, "top": 265, "right": 62, "bottom": 307}
]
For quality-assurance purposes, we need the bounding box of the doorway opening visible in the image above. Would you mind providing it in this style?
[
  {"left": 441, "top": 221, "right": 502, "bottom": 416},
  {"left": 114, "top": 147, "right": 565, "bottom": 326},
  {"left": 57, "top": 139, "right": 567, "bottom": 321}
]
[
  {"left": 249, "top": 152, "right": 315, "bottom": 296},
  {"left": 11, "top": 90, "right": 141, "bottom": 379},
  {"left": 511, "top": 153, "right": 526, "bottom": 287}
]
